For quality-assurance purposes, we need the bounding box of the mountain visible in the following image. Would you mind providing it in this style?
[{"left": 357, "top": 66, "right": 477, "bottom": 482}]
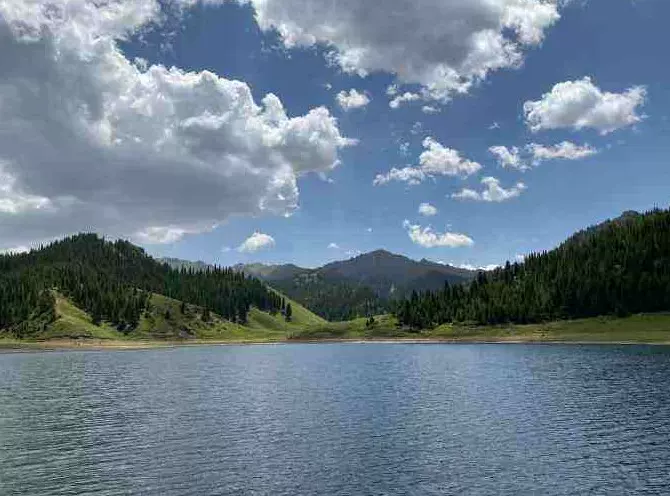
[
  {"left": 235, "top": 250, "right": 476, "bottom": 321},
  {"left": 158, "top": 257, "right": 213, "bottom": 272},
  {"left": 233, "top": 262, "right": 309, "bottom": 281},
  {"left": 318, "top": 249, "right": 474, "bottom": 295},
  {"left": 239, "top": 250, "right": 474, "bottom": 296},
  {"left": 396, "top": 208, "right": 670, "bottom": 329},
  {"left": 0, "top": 234, "right": 321, "bottom": 339}
]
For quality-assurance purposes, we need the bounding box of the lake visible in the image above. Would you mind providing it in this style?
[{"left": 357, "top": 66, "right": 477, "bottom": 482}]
[{"left": 1, "top": 343, "right": 670, "bottom": 495}]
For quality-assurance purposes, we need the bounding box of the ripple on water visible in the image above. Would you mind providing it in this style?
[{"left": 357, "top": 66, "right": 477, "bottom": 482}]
[{"left": 1, "top": 344, "right": 670, "bottom": 495}]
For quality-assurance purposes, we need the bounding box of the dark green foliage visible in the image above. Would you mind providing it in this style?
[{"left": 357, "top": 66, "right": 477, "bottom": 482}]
[
  {"left": 395, "top": 209, "right": 670, "bottom": 329},
  {"left": 285, "top": 303, "right": 292, "bottom": 322},
  {"left": 0, "top": 234, "right": 282, "bottom": 336},
  {"left": 272, "top": 276, "right": 387, "bottom": 321},
  {"left": 238, "top": 250, "right": 475, "bottom": 322}
]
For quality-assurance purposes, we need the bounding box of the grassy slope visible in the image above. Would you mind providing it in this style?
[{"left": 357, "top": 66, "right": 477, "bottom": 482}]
[
  {"left": 3, "top": 292, "right": 670, "bottom": 347},
  {"left": 0, "top": 291, "right": 327, "bottom": 344},
  {"left": 289, "top": 313, "right": 670, "bottom": 344}
]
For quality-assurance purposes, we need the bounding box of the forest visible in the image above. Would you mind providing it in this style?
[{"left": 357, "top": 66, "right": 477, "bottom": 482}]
[
  {"left": 395, "top": 209, "right": 670, "bottom": 329},
  {"left": 0, "top": 234, "right": 284, "bottom": 336},
  {"left": 3, "top": 208, "right": 670, "bottom": 338}
]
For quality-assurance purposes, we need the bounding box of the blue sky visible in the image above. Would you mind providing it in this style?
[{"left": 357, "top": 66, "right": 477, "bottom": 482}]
[{"left": 1, "top": 0, "right": 668, "bottom": 268}]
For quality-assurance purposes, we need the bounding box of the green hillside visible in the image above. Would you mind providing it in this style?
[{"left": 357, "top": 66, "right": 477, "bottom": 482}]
[
  {"left": 0, "top": 234, "right": 286, "bottom": 337},
  {"left": 3, "top": 290, "right": 670, "bottom": 347},
  {"left": 396, "top": 208, "right": 670, "bottom": 329},
  {"left": 288, "top": 312, "right": 670, "bottom": 344},
  {"left": 8, "top": 289, "right": 324, "bottom": 343}
]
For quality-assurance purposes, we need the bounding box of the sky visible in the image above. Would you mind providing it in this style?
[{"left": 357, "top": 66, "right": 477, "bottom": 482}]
[{"left": 0, "top": 0, "right": 668, "bottom": 269}]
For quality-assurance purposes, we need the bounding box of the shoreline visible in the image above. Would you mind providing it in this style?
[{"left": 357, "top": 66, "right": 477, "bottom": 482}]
[{"left": 3, "top": 335, "right": 670, "bottom": 352}]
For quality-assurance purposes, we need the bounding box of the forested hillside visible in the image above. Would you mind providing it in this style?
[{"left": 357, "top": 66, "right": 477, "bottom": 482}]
[
  {"left": 0, "top": 234, "right": 283, "bottom": 336},
  {"left": 396, "top": 209, "right": 670, "bottom": 329},
  {"left": 270, "top": 274, "right": 386, "bottom": 321},
  {"left": 238, "top": 249, "right": 474, "bottom": 321}
]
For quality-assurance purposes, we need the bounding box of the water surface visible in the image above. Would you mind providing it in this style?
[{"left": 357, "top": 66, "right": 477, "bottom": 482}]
[{"left": 1, "top": 343, "right": 670, "bottom": 495}]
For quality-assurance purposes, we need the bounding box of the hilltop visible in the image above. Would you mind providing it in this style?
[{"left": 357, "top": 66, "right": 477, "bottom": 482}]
[
  {"left": 396, "top": 208, "right": 670, "bottom": 328},
  {"left": 0, "top": 234, "right": 324, "bottom": 341},
  {"left": 233, "top": 249, "right": 475, "bottom": 320}
]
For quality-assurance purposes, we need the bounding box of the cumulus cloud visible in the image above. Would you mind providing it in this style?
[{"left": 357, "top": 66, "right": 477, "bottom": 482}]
[
  {"left": 524, "top": 77, "right": 647, "bottom": 134},
  {"left": 403, "top": 220, "right": 474, "bottom": 248},
  {"left": 336, "top": 89, "right": 370, "bottom": 111},
  {"left": 327, "top": 242, "right": 340, "bottom": 249},
  {"left": 489, "top": 146, "right": 526, "bottom": 170},
  {"left": 240, "top": 0, "right": 561, "bottom": 103},
  {"left": 0, "top": 1, "right": 353, "bottom": 250},
  {"left": 490, "top": 141, "right": 598, "bottom": 169},
  {"left": 422, "top": 105, "right": 441, "bottom": 114},
  {"left": 238, "top": 232, "right": 276, "bottom": 253},
  {"left": 418, "top": 202, "right": 438, "bottom": 216},
  {"left": 389, "top": 92, "right": 420, "bottom": 109},
  {"left": 374, "top": 137, "right": 481, "bottom": 185},
  {"left": 452, "top": 177, "right": 526, "bottom": 202},
  {"left": 528, "top": 141, "right": 598, "bottom": 164}
]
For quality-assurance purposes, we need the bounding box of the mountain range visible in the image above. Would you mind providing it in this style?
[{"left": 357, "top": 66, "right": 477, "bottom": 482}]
[
  {"left": 236, "top": 249, "right": 474, "bottom": 296},
  {"left": 162, "top": 250, "right": 475, "bottom": 321}
]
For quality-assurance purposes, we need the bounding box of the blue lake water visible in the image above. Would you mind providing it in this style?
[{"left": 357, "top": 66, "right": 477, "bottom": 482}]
[{"left": 1, "top": 343, "right": 670, "bottom": 495}]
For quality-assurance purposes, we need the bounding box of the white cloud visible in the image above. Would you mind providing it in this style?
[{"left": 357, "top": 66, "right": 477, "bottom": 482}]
[
  {"left": 0, "top": 1, "right": 354, "bottom": 250},
  {"left": 374, "top": 168, "right": 426, "bottom": 186},
  {"left": 328, "top": 242, "right": 340, "bottom": 249},
  {"left": 524, "top": 77, "right": 647, "bottom": 134},
  {"left": 389, "top": 92, "right": 420, "bottom": 109},
  {"left": 374, "top": 137, "right": 481, "bottom": 185},
  {"left": 0, "top": 245, "right": 31, "bottom": 255},
  {"left": 336, "top": 89, "right": 370, "bottom": 111},
  {"left": 489, "top": 146, "right": 526, "bottom": 170},
  {"left": 240, "top": 0, "right": 561, "bottom": 103},
  {"left": 490, "top": 141, "right": 598, "bottom": 169},
  {"left": 452, "top": 177, "right": 526, "bottom": 202},
  {"left": 366, "top": 227, "right": 373, "bottom": 233},
  {"left": 221, "top": 246, "right": 232, "bottom": 253},
  {"left": 528, "top": 141, "right": 598, "bottom": 164},
  {"left": 410, "top": 122, "right": 424, "bottom": 135},
  {"left": 418, "top": 202, "right": 438, "bottom": 216},
  {"left": 421, "top": 105, "right": 441, "bottom": 114},
  {"left": 345, "top": 249, "right": 362, "bottom": 257},
  {"left": 238, "top": 232, "right": 276, "bottom": 253},
  {"left": 135, "top": 227, "right": 191, "bottom": 245},
  {"left": 403, "top": 220, "right": 474, "bottom": 248},
  {"left": 386, "top": 84, "right": 399, "bottom": 97},
  {"left": 454, "top": 263, "right": 500, "bottom": 271},
  {"left": 399, "top": 142, "right": 411, "bottom": 156},
  {"left": 489, "top": 121, "right": 501, "bottom": 130}
]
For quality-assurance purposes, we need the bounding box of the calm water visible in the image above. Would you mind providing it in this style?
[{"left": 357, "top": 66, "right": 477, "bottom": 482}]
[{"left": 1, "top": 344, "right": 670, "bottom": 495}]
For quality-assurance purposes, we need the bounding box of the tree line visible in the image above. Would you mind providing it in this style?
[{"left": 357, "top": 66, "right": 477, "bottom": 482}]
[
  {"left": 272, "top": 276, "right": 386, "bottom": 321},
  {"left": 0, "top": 234, "right": 283, "bottom": 335},
  {"left": 395, "top": 209, "right": 670, "bottom": 329}
]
